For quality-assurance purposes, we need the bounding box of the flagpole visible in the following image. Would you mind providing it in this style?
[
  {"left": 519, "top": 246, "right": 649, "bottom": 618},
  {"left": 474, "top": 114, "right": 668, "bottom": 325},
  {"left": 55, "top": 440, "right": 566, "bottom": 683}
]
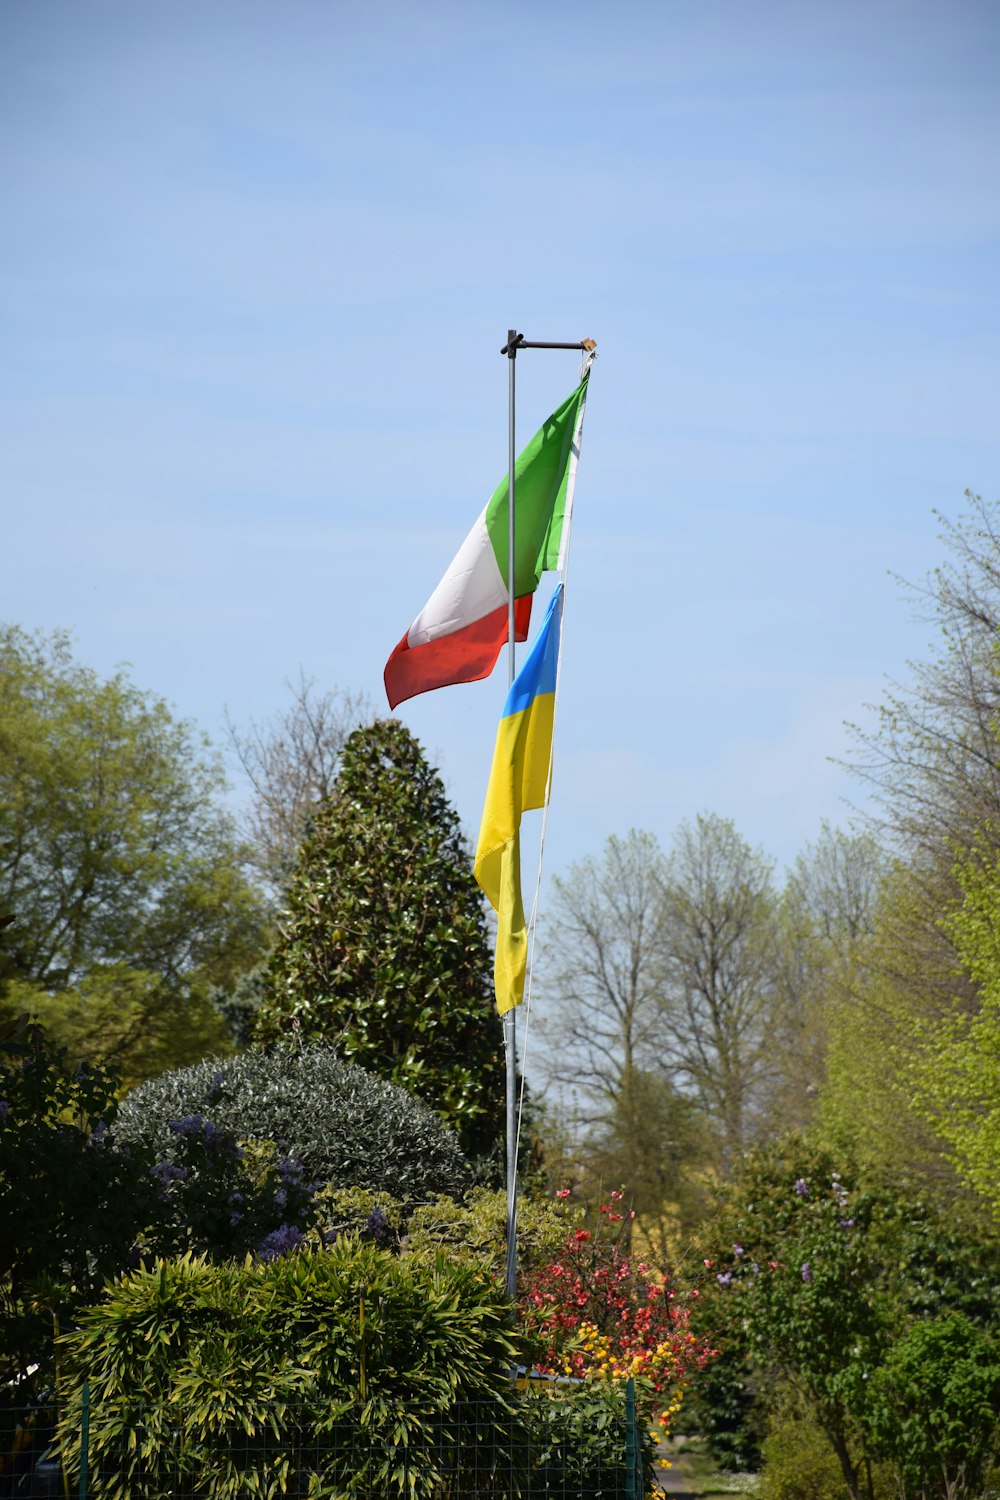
[
  {"left": 500, "top": 331, "right": 594, "bottom": 1305},
  {"left": 504, "top": 330, "right": 518, "bottom": 1301}
]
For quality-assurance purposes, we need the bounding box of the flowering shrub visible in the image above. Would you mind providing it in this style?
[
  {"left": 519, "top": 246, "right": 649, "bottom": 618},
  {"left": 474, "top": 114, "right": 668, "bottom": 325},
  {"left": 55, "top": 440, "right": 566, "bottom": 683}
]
[
  {"left": 519, "top": 1189, "right": 715, "bottom": 1446},
  {"left": 143, "top": 1107, "right": 315, "bottom": 1263},
  {"left": 689, "top": 1140, "right": 1000, "bottom": 1500}
]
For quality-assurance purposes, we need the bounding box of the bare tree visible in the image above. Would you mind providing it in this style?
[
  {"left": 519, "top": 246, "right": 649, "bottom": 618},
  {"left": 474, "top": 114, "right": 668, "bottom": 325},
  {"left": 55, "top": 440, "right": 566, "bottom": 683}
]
[
  {"left": 848, "top": 493, "right": 1000, "bottom": 864},
  {"left": 786, "top": 821, "right": 885, "bottom": 947},
  {"left": 767, "top": 823, "right": 887, "bottom": 1135},
  {"left": 536, "top": 829, "right": 706, "bottom": 1229},
  {"left": 537, "top": 829, "right": 669, "bottom": 1128},
  {"left": 657, "top": 813, "right": 780, "bottom": 1168},
  {"left": 226, "top": 672, "right": 370, "bottom": 893}
]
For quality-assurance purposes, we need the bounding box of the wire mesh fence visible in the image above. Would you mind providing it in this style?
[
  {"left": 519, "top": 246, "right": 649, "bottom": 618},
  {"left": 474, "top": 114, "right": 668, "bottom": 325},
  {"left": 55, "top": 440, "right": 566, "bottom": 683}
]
[{"left": 1, "top": 1380, "right": 651, "bottom": 1500}]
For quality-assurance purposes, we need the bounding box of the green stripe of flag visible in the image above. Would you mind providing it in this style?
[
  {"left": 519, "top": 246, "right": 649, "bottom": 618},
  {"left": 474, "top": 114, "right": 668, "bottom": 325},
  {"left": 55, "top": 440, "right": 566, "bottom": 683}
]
[{"left": 483, "top": 374, "right": 589, "bottom": 593}]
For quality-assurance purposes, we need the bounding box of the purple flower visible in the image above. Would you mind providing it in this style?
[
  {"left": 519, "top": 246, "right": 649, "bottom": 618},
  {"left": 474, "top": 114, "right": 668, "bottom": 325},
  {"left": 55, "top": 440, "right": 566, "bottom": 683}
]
[
  {"left": 0, "top": 1100, "right": 10, "bottom": 1121},
  {"left": 801, "top": 1262, "right": 813, "bottom": 1283},
  {"left": 168, "top": 1113, "right": 233, "bottom": 1153},
  {"left": 716, "top": 1271, "right": 732, "bottom": 1288},
  {"left": 152, "top": 1161, "right": 188, "bottom": 1186},
  {"left": 794, "top": 1178, "right": 809, "bottom": 1197},
  {"left": 839, "top": 1218, "right": 855, "bottom": 1229},
  {"left": 732, "top": 1243, "right": 744, "bottom": 1259},
  {"left": 258, "top": 1224, "right": 302, "bottom": 1263},
  {"left": 229, "top": 1211, "right": 244, "bottom": 1227},
  {"left": 367, "top": 1206, "right": 392, "bottom": 1247}
]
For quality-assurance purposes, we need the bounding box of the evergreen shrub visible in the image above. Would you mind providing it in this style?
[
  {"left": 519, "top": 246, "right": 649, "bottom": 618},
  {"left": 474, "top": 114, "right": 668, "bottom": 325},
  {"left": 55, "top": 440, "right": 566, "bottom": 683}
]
[
  {"left": 60, "top": 1241, "right": 521, "bottom": 1500},
  {"left": 116, "top": 1043, "right": 471, "bottom": 1205}
]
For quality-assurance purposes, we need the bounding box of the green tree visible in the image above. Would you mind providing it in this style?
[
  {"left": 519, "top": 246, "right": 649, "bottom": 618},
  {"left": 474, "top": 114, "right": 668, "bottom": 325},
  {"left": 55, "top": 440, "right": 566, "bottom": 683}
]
[
  {"left": 0, "top": 625, "right": 268, "bottom": 1080},
  {"left": 830, "top": 494, "right": 1000, "bottom": 1199},
  {"left": 254, "top": 719, "right": 503, "bottom": 1160},
  {"left": 910, "top": 837, "right": 1000, "bottom": 1217},
  {"left": 691, "top": 1140, "right": 1000, "bottom": 1498}
]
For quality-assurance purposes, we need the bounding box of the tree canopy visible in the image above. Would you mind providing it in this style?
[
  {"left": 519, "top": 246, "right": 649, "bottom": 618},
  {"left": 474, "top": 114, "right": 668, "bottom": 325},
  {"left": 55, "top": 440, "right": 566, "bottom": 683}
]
[
  {"left": 0, "top": 625, "right": 269, "bottom": 1080},
  {"left": 254, "top": 718, "right": 503, "bottom": 1160}
]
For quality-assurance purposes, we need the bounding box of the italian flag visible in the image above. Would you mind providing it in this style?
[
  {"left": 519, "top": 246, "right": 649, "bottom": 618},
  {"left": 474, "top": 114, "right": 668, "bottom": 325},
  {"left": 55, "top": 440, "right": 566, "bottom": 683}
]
[{"left": 384, "top": 371, "right": 591, "bottom": 710}]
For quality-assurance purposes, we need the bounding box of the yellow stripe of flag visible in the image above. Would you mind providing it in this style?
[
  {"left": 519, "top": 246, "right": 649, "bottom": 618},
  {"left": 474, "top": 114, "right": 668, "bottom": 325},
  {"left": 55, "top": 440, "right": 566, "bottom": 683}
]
[{"left": 474, "top": 586, "right": 563, "bottom": 1014}]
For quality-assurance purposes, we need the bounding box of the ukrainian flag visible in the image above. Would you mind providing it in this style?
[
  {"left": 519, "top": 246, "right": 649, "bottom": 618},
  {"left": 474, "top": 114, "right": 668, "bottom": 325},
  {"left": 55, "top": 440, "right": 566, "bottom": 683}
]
[{"left": 475, "top": 584, "right": 563, "bottom": 1014}]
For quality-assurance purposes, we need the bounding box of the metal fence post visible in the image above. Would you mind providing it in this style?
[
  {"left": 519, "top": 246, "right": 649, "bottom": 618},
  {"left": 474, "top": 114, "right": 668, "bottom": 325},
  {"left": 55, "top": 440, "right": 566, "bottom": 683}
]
[
  {"left": 625, "top": 1377, "right": 636, "bottom": 1500},
  {"left": 78, "top": 1381, "right": 90, "bottom": 1500}
]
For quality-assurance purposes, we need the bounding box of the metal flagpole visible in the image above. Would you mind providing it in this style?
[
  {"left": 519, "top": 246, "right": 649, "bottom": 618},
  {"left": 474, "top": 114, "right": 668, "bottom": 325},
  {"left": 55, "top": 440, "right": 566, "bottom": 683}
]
[
  {"left": 500, "top": 330, "right": 593, "bottom": 1305},
  {"left": 504, "top": 330, "right": 518, "bottom": 1301}
]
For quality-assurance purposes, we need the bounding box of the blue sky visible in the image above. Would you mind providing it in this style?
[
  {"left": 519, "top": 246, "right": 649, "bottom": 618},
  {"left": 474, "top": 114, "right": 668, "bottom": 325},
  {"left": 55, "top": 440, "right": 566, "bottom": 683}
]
[{"left": 3, "top": 0, "right": 998, "bottom": 892}]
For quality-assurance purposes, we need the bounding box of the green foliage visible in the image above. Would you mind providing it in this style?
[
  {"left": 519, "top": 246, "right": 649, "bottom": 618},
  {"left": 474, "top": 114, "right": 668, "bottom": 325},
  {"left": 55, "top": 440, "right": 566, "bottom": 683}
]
[
  {"left": 0, "top": 624, "right": 268, "bottom": 1083},
  {"left": 255, "top": 718, "right": 503, "bottom": 1159},
  {"left": 759, "top": 1394, "right": 893, "bottom": 1500},
  {"left": 832, "top": 494, "right": 1000, "bottom": 1204},
  {"left": 116, "top": 1043, "right": 472, "bottom": 1206},
  {"left": 691, "top": 1139, "right": 1000, "bottom": 1499},
  {"left": 300, "top": 1186, "right": 571, "bottom": 1277},
  {"left": 405, "top": 1188, "right": 570, "bottom": 1275},
  {"left": 307, "top": 1185, "right": 407, "bottom": 1251},
  {"left": 0, "top": 1019, "right": 157, "bottom": 1387},
  {"left": 818, "top": 865, "right": 973, "bottom": 1202},
  {"left": 59, "top": 1242, "right": 522, "bottom": 1500},
  {"left": 912, "top": 837, "right": 1000, "bottom": 1217},
  {"left": 685, "top": 1296, "right": 765, "bottom": 1473},
  {"left": 866, "top": 1315, "right": 1000, "bottom": 1500},
  {"left": 520, "top": 1381, "right": 654, "bottom": 1500}
]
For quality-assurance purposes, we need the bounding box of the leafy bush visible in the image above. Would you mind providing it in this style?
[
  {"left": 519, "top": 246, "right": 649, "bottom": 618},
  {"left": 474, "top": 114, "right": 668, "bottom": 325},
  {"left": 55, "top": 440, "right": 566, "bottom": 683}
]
[
  {"left": 405, "top": 1188, "right": 569, "bottom": 1274},
  {"left": 759, "top": 1395, "right": 893, "bottom": 1500},
  {"left": 59, "top": 1240, "right": 522, "bottom": 1500},
  {"left": 690, "top": 1139, "right": 1000, "bottom": 1497},
  {"left": 145, "top": 1125, "right": 316, "bottom": 1262},
  {"left": 116, "top": 1043, "right": 471, "bottom": 1206},
  {"left": 306, "top": 1185, "right": 406, "bottom": 1250},
  {"left": 521, "top": 1381, "right": 654, "bottom": 1500},
  {"left": 866, "top": 1315, "right": 1000, "bottom": 1500},
  {"left": 0, "top": 1019, "right": 157, "bottom": 1390}
]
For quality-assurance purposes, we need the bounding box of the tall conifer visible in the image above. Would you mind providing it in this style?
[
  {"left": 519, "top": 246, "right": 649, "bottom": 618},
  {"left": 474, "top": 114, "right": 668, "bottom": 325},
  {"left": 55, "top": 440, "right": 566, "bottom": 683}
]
[{"left": 256, "top": 719, "right": 503, "bottom": 1159}]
